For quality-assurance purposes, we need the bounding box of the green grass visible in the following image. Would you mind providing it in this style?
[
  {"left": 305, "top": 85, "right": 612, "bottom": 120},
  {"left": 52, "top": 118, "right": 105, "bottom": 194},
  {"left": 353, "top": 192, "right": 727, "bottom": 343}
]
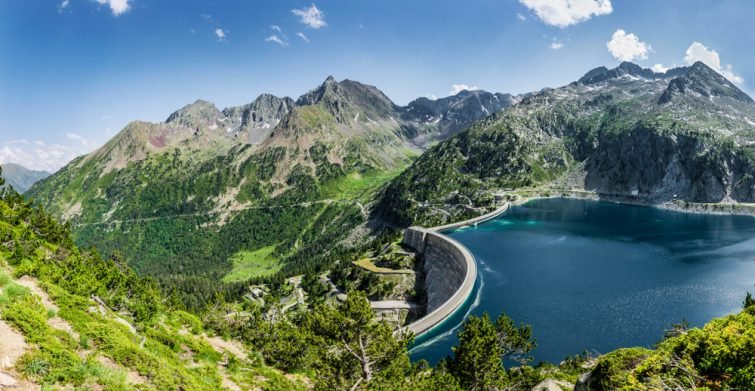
[
  {"left": 320, "top": 169, "right": 403, "bottom": 201},
  {"left": 222, "top": 246, "right": 282, "bottom": 283},
  {"left": 353, "top": 258, "right": 413, "bottom": 275}
]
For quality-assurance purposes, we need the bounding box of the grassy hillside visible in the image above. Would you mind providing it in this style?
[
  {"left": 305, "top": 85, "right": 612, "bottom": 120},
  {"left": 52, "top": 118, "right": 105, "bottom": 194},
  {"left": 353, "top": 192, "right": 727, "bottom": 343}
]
[
  {"left": 0, "top": 187, "right": 306, "bottom": 389},
  {"left": 27, "top": 138, "right": 388, "bottom": 309}
]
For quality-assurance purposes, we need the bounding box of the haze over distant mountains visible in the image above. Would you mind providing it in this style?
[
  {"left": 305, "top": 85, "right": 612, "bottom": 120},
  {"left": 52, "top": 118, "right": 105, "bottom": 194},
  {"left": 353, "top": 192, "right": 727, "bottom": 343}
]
[{"left": 0, "top": 163, "right": 50, "bottom": 193}]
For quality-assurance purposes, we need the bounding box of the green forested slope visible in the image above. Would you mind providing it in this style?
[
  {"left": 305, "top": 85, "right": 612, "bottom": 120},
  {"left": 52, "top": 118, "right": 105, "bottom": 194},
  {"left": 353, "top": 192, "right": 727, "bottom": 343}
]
[
  {"left": 3, "top": 167, "right": 755, "bottom": 390},
  {"left": 0, "top": 174, "right": 307, "bottom": 390},
  {"left": 377, "top": 62, "right": 755, "bottom": 227},
  {"left": 25, "top": 78, "right": 420, "bottom": 308}
]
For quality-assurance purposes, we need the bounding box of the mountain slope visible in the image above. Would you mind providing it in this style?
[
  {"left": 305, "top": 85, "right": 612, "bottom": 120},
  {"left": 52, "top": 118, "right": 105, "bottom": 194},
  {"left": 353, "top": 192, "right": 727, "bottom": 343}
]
[
  {"left": 1, "top": 163, "right": 50, "bottom": 193},
  {"left": 3, "top": 164, "right": 754, "bottom": 391},
  {"left": 26, "top": 78, "right": 514, "bottom": 306},
  {"left": 0, "top": 187, "right": 307, "bottom": 390},
  {"left": 378, "top": 61, "right": 755, "bottom": 226}
]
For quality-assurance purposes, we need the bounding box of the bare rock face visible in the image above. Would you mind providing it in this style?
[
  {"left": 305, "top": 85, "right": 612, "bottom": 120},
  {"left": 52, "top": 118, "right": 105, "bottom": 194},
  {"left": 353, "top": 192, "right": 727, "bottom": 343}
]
[
  {"left": 223, "top": 94, "right": 294, "bottom": 143},
  {"left": 0, "top": 371, "right": 17, "bottom": 387},
  {"left": 574, "top": 372, "right": 593, "bottom": 391},
  {"left": 583, "top": 128, "right": 751, "bottom": 203},
  {"left": 531, "top": 379, "right": 573, "bottom": 391},
  {"left": 403, "top": 90, "right": 519, "bottom": 140},
  {"left": 166, "top": 99, "right": 223, "bottom": 129}
]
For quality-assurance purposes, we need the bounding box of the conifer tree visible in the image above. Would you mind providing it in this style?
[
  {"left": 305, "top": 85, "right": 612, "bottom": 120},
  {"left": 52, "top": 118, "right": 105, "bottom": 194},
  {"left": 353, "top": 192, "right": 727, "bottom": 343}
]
[
  {"left": 309, "top": 290, "right": 412, "bottom": 390},
  {"left": 449, "top": 314, "right": 506, "bottom": 390}
]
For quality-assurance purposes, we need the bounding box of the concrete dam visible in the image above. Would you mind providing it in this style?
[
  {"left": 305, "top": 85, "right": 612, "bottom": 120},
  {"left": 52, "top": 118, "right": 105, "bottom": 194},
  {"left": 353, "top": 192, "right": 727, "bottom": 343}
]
[{"left": 403, "top": 203, "right": 509, "bottom": 335}]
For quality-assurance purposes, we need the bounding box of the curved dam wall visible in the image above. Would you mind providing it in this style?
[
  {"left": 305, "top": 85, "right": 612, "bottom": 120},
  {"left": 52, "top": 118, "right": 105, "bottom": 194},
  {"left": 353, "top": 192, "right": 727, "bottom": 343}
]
[
  {"left": 403, "top": 228, "right": 476, "bottom": 335},
  {"left": 403, "top": 202, "right": 510, "bottom": 336}
]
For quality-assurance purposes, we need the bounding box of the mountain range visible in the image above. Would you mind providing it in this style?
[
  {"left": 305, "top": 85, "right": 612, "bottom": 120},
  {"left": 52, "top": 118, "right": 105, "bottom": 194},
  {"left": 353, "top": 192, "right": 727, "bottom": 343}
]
[
  {"left": 26, "top": 78, "right": 516, "bottom": 306},
  {"left": 0, "top": 163, "right": 50, "bottom": 193},
  {"left": 378, "top": 61, "right": 755, "bottom": 226},
  {"left": 26, "top": 61, "right": 755, "bottom": 304}
]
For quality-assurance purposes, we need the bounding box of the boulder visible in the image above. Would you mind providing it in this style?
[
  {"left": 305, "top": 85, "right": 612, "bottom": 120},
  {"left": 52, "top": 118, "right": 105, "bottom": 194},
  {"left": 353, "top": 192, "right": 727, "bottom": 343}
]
[
  {"left": 531, "top": 378, "right": 573, "bottom": 391},
  {"left": 0, "top": 371, "right": 17, "bottom": 387}
]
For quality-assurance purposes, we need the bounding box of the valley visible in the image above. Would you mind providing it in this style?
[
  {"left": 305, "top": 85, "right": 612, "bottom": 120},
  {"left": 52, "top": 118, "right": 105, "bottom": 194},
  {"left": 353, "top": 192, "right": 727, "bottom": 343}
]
[
  {"left": 25, "top": 77, "right": 515, "bottom": 309},
  {"left": 4, "top": 2, "right": 755, "bottom": 389},
  {"left": 4, "top": 60, "right": 755, "bottom": 390}
]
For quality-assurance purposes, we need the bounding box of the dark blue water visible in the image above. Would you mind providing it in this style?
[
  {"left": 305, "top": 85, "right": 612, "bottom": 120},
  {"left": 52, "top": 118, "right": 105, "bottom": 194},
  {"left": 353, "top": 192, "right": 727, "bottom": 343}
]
[{"left": 411, "top": 198, "right": 755, "bottom": 365}]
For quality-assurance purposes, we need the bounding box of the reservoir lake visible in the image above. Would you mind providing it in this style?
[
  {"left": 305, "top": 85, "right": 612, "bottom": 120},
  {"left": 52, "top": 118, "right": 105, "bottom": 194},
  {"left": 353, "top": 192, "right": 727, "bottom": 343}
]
[{"left": 410, "top": 198, "right": 755, "bottom": 364}]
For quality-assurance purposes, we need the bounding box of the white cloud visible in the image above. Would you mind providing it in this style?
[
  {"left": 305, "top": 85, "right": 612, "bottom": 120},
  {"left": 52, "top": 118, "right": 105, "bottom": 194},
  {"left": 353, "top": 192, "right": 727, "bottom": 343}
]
[
  {"left": 296, "top": 32, "right": 310, "bottom": 43},
  {"left": 292, "top": 4, "right": 327, "bottom": 29},
  {"left": 550, "top": 41, "right": 564, "bottom": 50},
  {"left": 450, "top": 84, "right": 479, "bottom": 96},
  {"left": 215, "top": 28, "right": 226, "bottom": 41},
  {"left": 0, "top": 138, "right": 101, "bottom": 172},
  {"left": 95, "top": 0, "right": 129, "bottom": 16},
  {"left": 651, "top": 63, "right": 669, "bottom": 73},
  {"left": 683, "top": 41, "right": 743, "bottom": 84},
  {"left": 519, "top": 0, "right": 612, "bottom": 27},
  {"left": 271, "top": 25, "right": 283, "bottom": 34},
  {"left": 265, "top": 35, "right": 289, "bottom": 47},
  {"left": 58, "top": 0, "right": 70, "bottom": 12},
  {"left": 606, "top": 29, "right": 650, "bottom": 61},
  {"left": 517, "top": 13, "right": 526, "bottom": 21},
  {"left": 66, "top": 133, "right": 98, "bottom": 148}
]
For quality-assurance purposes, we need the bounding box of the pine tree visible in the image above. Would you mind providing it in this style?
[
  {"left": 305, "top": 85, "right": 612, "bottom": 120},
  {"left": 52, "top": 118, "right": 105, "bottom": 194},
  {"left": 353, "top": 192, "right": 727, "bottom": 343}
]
[
  {"left": 744, "top": 291, "right": 755, "bottom": 309},
  {"left": 449, "top": 313, "right": 506, "bottom": 390},
  {"left": 495, "top": 313, "right": 537, "bottom": 366},
  {"left": 309, "top": 290, "right": 412, "bottom": 390}
]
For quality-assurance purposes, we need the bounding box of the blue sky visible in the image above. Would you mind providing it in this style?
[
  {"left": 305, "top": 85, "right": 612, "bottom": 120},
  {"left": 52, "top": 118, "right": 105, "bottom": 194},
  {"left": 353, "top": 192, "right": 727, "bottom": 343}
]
[{"left": 2, "top": 0, "right": 755, "bottom": 171}]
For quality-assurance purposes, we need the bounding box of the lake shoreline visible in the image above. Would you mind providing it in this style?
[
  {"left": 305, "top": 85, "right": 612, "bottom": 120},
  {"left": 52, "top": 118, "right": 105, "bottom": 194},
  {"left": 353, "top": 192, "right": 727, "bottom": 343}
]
[
  {"left": 511, "top": 191, "right": 755, "bottom": 218},
  {"left": 413, "top": 197, "right": 755, "bottom": 365}
]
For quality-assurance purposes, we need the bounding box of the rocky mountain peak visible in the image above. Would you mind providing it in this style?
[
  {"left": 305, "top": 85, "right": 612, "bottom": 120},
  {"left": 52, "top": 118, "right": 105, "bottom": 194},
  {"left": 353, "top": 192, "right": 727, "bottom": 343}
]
[
  {"left": 402, "top": 89, "right": 519, "bottom": 140},
  {"left": 296, "top": 76, "right": 340, "bottom": 106},
  {"left": 165, "top": 99, "right": 222, "bottom": 129},
  {"left": 221, "top": 94, "right": 294, "bottom": 143},
  {"left": 294, "top": 77, "right": 398, "bottom": 123},
  {"left": 578, "top": 62, "right": 661, "bottom": 84},
  {"left": 659, "top": 61, "right": 753, "bottom": 104},
  {"left": 223, "top": 94, "right": 293, "bottom": 124}
]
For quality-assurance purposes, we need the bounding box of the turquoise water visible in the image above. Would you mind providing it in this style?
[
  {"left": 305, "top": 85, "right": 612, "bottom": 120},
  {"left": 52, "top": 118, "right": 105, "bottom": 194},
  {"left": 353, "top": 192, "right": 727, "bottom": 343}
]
[{"left": 410, "top": 198, "right": 755, "bottom": 365}]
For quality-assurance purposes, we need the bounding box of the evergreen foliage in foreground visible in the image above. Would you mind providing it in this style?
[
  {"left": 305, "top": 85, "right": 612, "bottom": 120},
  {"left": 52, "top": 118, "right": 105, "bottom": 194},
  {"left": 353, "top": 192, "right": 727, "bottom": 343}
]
[{"left": 2, "top": 165, "right": 754, "bottom": 390}]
